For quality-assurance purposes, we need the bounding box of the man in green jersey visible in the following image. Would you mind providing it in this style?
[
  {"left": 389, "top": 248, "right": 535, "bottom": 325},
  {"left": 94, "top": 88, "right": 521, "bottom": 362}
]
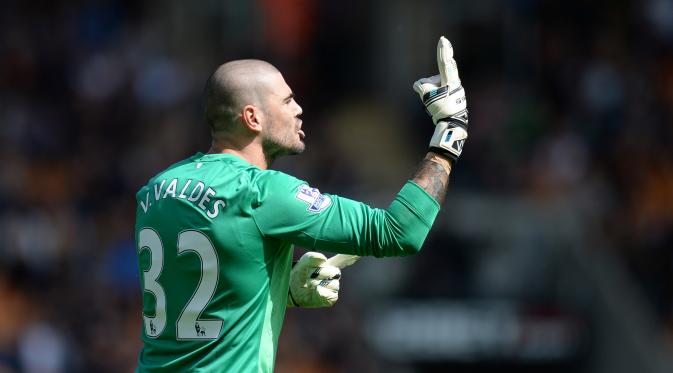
[{"left": 135, "top": 36, "right": 468, "bottom": 372}]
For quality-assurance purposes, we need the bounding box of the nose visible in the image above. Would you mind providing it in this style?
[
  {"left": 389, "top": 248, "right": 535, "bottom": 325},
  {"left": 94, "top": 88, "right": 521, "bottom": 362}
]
[{"left": 294, "top": 100, "right": 303, "bottom": 117}]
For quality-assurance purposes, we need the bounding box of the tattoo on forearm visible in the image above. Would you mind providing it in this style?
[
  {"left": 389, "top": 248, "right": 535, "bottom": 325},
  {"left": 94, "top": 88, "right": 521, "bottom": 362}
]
[{"left": 411, "top": 153, "right": 452, "bottom": 205}]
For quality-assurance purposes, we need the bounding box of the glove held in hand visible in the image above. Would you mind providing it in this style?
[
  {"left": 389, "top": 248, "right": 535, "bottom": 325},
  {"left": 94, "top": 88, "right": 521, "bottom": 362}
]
[{"left": 287, "top": 252, "right": 341, "bottom": 308}]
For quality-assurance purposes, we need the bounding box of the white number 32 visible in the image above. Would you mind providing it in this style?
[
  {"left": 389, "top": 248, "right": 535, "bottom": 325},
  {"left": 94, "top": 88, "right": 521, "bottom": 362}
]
[{"left": 137, "top": 228, "right": 222, "bottom": 340}]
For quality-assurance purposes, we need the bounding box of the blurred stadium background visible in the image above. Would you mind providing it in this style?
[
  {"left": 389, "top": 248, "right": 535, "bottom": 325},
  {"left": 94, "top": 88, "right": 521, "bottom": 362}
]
[{"left": 1, "top": 0, "right": 673, "bottom": 372}]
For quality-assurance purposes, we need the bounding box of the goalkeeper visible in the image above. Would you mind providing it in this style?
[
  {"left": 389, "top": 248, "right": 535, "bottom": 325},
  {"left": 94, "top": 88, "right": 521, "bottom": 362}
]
[{"left": 134, "top": 36, "right": 468, "bottom": 372}]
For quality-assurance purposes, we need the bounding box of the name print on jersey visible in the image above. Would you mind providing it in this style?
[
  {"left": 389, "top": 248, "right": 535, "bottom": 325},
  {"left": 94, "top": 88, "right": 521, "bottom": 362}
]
[{"left": 139, "top": 178, "right": 226, "bottom": 218}]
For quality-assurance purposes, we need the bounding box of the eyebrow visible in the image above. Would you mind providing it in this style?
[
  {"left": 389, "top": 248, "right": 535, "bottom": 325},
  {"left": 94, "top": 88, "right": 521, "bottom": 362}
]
[{"left": 284, "top": 92, "right": 295, "bottom": 102}]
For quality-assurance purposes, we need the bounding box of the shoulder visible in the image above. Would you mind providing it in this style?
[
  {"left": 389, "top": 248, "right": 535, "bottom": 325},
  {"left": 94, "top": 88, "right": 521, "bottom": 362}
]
[
  {"left": 252, "top": 169, "right": 305, "bottom": 191},
  {"left": 252, "top": 170, "right": 332, "bottom": 214},
  {"left": 248, "top": 170, "right": 305, "bottom": 206}
]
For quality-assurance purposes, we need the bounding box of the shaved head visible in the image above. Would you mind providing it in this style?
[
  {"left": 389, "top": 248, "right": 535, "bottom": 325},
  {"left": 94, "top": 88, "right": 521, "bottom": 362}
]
[
  {"left": 204, "top": 59, "right": 280, "bottom": 133},
  {"left": 203, "top": 59, "right": 305, "bottom": 165}
]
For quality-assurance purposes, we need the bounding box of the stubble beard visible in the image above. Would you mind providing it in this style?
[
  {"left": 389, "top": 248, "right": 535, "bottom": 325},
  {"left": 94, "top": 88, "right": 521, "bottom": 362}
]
[{"left": 261, "top": 124, "right": 305, "bottom": 162}]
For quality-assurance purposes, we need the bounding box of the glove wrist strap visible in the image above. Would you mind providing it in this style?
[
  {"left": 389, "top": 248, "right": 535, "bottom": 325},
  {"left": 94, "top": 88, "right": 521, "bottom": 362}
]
[{"left": 429, "top": 121, "right": 467, "bottom": 163}]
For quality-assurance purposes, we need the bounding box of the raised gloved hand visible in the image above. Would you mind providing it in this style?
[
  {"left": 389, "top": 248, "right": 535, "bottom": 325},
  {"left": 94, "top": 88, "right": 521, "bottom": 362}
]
[
  {"left": 287, "top": 252, "right": 341, "bottom": 308},
  {"left": 413, "top": 36, "right": 468, "bottom": 163}
]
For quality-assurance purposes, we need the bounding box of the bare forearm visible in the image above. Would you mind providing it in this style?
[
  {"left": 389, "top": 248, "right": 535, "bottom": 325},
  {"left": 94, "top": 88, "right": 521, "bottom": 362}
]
[{"left": 411, "top": 152, "right": 452, "bottom": 205}]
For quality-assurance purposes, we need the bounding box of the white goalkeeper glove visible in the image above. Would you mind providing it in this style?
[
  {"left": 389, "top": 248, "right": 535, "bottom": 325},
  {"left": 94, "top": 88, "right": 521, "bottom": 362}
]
[
  {"left": 287, "top": 252, "right": 341, "bottom": 308},
  {"left": 413, "top": 36, "right": 468, "bottom": 163}
]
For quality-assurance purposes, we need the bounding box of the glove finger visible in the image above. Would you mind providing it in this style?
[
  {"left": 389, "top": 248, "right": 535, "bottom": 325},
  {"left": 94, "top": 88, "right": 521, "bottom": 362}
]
[
  {"left": 413, "top": 75, "right": 441, "bottom": 95},
  {"left": 413, "top": 82, "right": 437, "bottom": 97},
  {"left": 437, "top": 36, "right": 460, "bottom": 89},
  {"left": 310, "top": 265, "right": 341, "bottom": 280},
  {"left": 413, "top": 80, "right": 427, "bottom": 95},
  {"left": 297, "top": 251, "right": 328, "bottom": 268},
  {"left": 325, "top": 254, "right": 360, "bottom": 269},
  {"left": 418, "top": 75, "right": 441, "bottom": 85}
]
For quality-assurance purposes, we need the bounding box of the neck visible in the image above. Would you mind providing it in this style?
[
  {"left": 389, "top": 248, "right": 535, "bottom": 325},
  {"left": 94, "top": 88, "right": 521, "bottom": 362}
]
[{"left": 208, "top": 139, "right": 273, "bottom": 170}]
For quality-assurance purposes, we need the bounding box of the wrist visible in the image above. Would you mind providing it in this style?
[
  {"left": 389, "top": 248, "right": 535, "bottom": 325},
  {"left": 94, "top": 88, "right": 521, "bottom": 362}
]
[{"left": 424, "top": 152, "right": 453, "bottom": 174}]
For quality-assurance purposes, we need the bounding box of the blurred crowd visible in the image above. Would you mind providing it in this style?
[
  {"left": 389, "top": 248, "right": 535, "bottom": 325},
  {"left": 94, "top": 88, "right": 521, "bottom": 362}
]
[{"left": 0, "top": 0, "right": 672, "bottom": 372}]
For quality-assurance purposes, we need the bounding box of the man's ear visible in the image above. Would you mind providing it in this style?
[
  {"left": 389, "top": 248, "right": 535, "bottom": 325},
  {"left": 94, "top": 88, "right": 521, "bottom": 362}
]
[{"left": 241, "top": 105, "right": 263, "bottom": 133}]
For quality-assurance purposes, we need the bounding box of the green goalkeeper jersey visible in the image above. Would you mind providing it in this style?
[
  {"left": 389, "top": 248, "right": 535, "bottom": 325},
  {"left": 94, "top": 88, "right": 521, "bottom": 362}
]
[{"left": 134, "top": 153, "right": 440, "bottom": 372}]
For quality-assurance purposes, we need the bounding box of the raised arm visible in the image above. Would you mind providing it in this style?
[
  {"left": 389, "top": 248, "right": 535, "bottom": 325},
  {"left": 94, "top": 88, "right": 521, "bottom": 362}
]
[
  {"left": 253, "top": 36, "right": 468, "bottom": 257},
  {"left": 411, "top": 36, "right": 469, "bottom": 204}
]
